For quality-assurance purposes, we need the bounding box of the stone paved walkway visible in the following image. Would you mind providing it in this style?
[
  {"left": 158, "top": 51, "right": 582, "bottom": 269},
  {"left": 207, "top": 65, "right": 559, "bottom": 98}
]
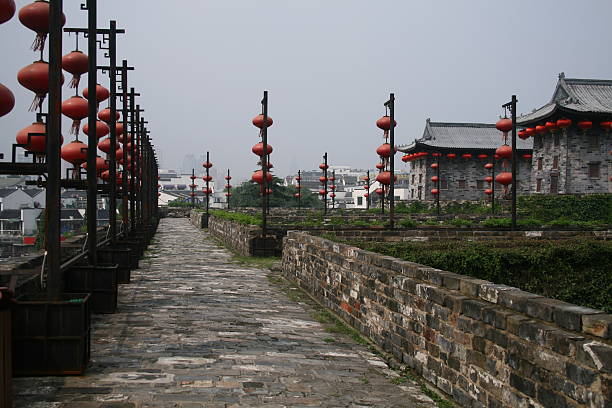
[{"left": 13, "top": 218, "right": 436, "bottom": 408}]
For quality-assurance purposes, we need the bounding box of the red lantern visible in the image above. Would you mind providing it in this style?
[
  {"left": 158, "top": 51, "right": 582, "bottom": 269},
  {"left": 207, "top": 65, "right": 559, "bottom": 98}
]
[
  {"left": 202, "top": 175, "right": 212, "bottom": 181},
  {"left": 600, "top": 121, "right": 612, "bottom": 132},
  {"left": 61, "top": 96, "right": 88, "bottom": 135},
  {"left": 203, "top": 188, "right": 213, "bottom": 195},
  {"left": 319, "top": 163, "right": 329, "bottom": 170},
  {"left": 376, "top": 115, "right": 397, "bottom": 131},
  {"left": 495, "top": 172, "right": 512, "bottom": 186},
  {"left": 484, "top": 163, "right": 493, "bottom": 170},
  {"left": 495, "top": 145, "right": 512, "bottom": 160},
  {"left": 18, "top": 0, "right": 66, "bottom": 51},
  {"left": 83, "top": 120, "right": 110, "bottom": 139},
  {"left": 97, "top": 137, "right": 111, "bottom": 154},
  {"left": 375, "top": 163, "right": 384, "bottom": 170},
  {"left": 577, "top": 120, "right": 592, "bottom": 132},
  {"left": 62, "top": 50, "right": 88, "bottom": 88},
  {"left": 477, "top": 154, "right": 488, "bottom": 160},
  {"left": 376, "top": 171, "right": 396, "bottom": 185},
  {"left": 518, "top": 130, "right": 528, "bottom": 140},
  {"left": 376, "top": 143, "right": 393, "bottom": 157},
  {"left": 556, "top": 118, "right": 572, "bottom": 129},
  {"left": 330, "top": 185, "right": 336, "bottom": 190},
  {"left": 375, "top": 188, "right": 384, "bottom": 195},
  {"left": 16, "top": 121, "right": 63, "bottom": 153},
  {"left": 364, "top": 185, "right": 369, "bottom": 190},
  {"left": 82, "top": 156, "right": 109, "bottom": 174},
  {"left": 225, "top": 184, "right": 232, "bottom": 189},
  {"left": 522, "top": 154, "right": 532, "bottom": 160},
  {"left": 225, "top": 175, "right": 232, "bottom": 181},
  {"left": 18, "top": 60, "right": 64, "bottom": 111},
  {"left": 115, "top": 148, "right": 123, "bottom": 162},
  {"left": 115, "top": 122, "right": 124, "bottom": 136},
  {"left": 432, "top": 152, "right": 442, "bottom": 158},
  {"left": 251, "top": 170, "right": 272, "bottom": 184},
  {"left": 118, "top": 133, "right": 131, "bottom": 144},
  {"left": 430, "top": 163, "right": 438, "bottom": 169},
  {"left": 363, "top": 193, "right": 369, "bottom": 198},
  {"left": 484, "top": 176, "right": 493, "bottom": 183},
  {"left": 461, "top": 153, "right": 472, "bottom": 159},
  {"left": 525, "top": 127, "right": 535, "bottom": 137},
  {"left": 319, "top": 176, "right": 327, "bottom": 183},
  {"left": 226, "top": 193, "right": 232, "bottom": 197},
  {"left": 447, "top": 153, "right": 456, "bottom": 159},
  {"left": 484, "top": 189, "right": 493, "bottom": 195},
  {"left": 431, "top": 189, "right": 439, "bottom": 195},
  {"left": 189, "top": 192, "right": 196, "bottom": 197},
  {"left": 0, "top": 0, "right": 16, "bottom": 24},
  {"left": 545, "top": 121, "right": 558, "bottom": 133},
  {"left": 252, "top": 142, "right": 273, "bottom": 156},
  {"left": 189, "top": 184, "right": 197, "bottom": 189},
  {"left": 252, "top": 114, "right": 273, "bottom": 128},
  {"left": 61, "top": 140, "right": 87, "bottom": 165},
  {"left": 318, "top": 189, "right": 326, "bottom": 196},
  {"left": 295, "top": 185, "right": 301, "bottom": 189},
  {"left": 293, "top": 193, "right": 300, "bottom": 198},
  {"left": 362, "top": 176, "right": 370, "bottom": 182},
  {"left": 202, "top": 161, "right": 213, "bottom": 168},
  {"left": 295, "top": 176, "right": 301, "bottom": 181},
  {"left": 98, "top": 108, "right": 120, "bottom": 122},
  {"left": 535, "top": 125, "right": 547, "bottom": 134},
  {"left": 496, "top": 118, "right": 512, "bottom": 133},
  {"left": 0, "top": 83, "right": 15, "bottom": 117},
  {"left": 82, "top": 83, "right": 109, "bottom": 103},
  {"left": 330, "top": 193, "right": 336, "bottom": 198}
]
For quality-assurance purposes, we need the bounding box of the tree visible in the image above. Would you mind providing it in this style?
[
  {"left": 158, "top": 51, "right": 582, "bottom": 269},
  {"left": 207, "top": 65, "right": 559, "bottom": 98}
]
[{"left": 232, "top": 176, "right": 322, "bottom": 208}]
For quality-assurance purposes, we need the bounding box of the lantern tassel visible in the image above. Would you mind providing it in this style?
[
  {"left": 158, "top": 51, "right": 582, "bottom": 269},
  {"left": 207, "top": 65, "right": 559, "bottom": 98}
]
[
  {"left": 31, "top": 33, "right": 47, "bottom": 52},
  {"left": 29, "top": 93, "right": 46, "bottom": 112},
  {"left": 69, "top": 74, "right": 81, "bottom": 89},
  {"left": 70, "top": 119, "right": 81, "bottom": 135}
]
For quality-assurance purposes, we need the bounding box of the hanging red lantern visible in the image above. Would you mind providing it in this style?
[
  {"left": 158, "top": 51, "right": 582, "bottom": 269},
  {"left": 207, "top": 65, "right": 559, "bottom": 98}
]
[
  {"left": 295, "top": 176, "right": 301, "bottom": 181},
  {"left": 495, "top": 145, "right": 512, "bottom": 160},
  {"left": 447, "top": 153, "right": 456, "bottom": 159},
  {"left": 189, "top": 184, "right": 197, "bottom": 189},
  {"left": 430, "top": 163, "right": 438, "bottom": 169},
  {"left": 461, "top": 153, "right": 472, "bottom": 159},
  {"left": 82, "top": 83, "right": 109, "bottom": 103},
  {"left": 363, "top": 192, "right": 369, "bottom": 198},
  {"left": 226, "top": 193, "right": 232, "bottom": 197},
  {"left": 61, "top": 95, "right": 88, "bottom": 135},
  {"left": 375, "top": 163, "right": 384, "bottom": 170},
  {"left": 431, "top": 176, "right": 439, "bottom": 182},
  {"left": 577, "top": 120, "right": 592, "bottom": 132},
  {"left": 518, "top": 130, "right": 528, "bottom": 140},
  {"left": 295, "top": 185, "right": 302, "bottom": 190},
  {"left": 495, "top": 172, "right": 512, "bottom": 186},
  {"left": 496, "top": 117, "right": 512, "bottom": 133},
  {"left": 0, "top": 0, "right": 16, "bottom": 24},
  {"left": 375, "top": 188, "right": 384, "bottom": 195},
  {"left": 330, "top": 185, "right": 336, "bottom": 190},
  {"left": 115, "top": 122, "right": 124, "bottom": 136},
  {"left": 202, "top": 161, "right": 213, "bottom": 169},
  {"left": 556, "top": 118, "right": 572, "bottom": 129},
  {"left": 18, "top": 60, "right": 64, "bottom": 111},
  {"left": 18, "top": 0, "right": 66, "bottom": 51},
  {"left": 318, "top": 189, "right": 326, "bottom": 196},
  {"left": 545, "top": 121, "right": 558, "bottom": 133},
  {"left": 82, "top": 156, "right": 109, "bottom": 173},
  {"left": 535, "top": 125, "right": 547, "bottom": 134},
  {"left": 376, "top": 143, "right": 393, "bottom": 157},
  {"left": 319, "top": 163, "right": 329, "bottom": 170},
  {"left": 364, "top": 185, "right": 369, "bottom": 190},
  {"left": 477, "top": 154, "right": 488, "bottom": 160},
  {"left": 83, "top": 120, "right": 110, "bottom": 139},
  {"left": 484, "top": 176, "right": 493, "bottom": 183},
  {"left": 362, "top": 176, "right": 370, "bottom": 182},
  {"left": 225, "top": 184, "right": 232, "bottom": 189},
  {"left": 432, "top": 152, "right": 442, "bottom": 158},
  {"left": 60, "top": 139, "right": 87, "bottom": 165},
  {"left": 599, "top": 121, "right": 612, "bottom": 132},
  {"left": 376, "top": 171, "right": 396, "bottom": 185},
  {"left": 330, "top": 193, "right": 336, "bottom": 198},
  {"left": 0, "top": 83, "right": 15, "bottom": 117},
  {"left": 98, "top": 107, "right": 120, "bottom": 122},
  {"left": 100, "top": 170, "right": 111, "bottom": 182},
  {"left": 118, "top": 133, "right": 131, "bottom": 144},
  {"left": 97, "top": 137, "right": 112, "bottom": 154},
  {"left": 525, "top": 127, "right": 535, "bottom": 137},
  {"left": 484, "top": 163, "right": 494, "bottom": 170},
  {"left": 189, "top": 192, "right": 196, "bottom": 197},
  {"left": 252, "top": 114, "right": 273, "bottom": 128},
  {"left": 329, "top": 176, "right": 335, "bottom": 182},
  {"left": 376, "top": 115, "right": 397, "bottom": 131},
  {"left": 16, "top": 121, "right": 63, "bottom": 153},
  {"left": 484, "top": 189, "right": 493, "bottom": 195},
  {"left": 252, "top": 142, "right": 273, "bottom": 156},
  {"left": 202, "top": 175, "right": 212, "bottom": 182},
  {"left": 225, "top": 175, "right": 232, "bottom": 181},
  {"left": 62, "top": 50, "right": 88, "bottom": 88},
  {"left": 115, "top": 148, "right": 123, "bottom": 162},
  {"left": 319, "top": 176, "right": 327, "bottom": 183},
  {"left": 251, "top": 170, "right": 272, "bottom": 184},
  {"left": 293, "top": 193, "right": 300, "bottom": 198},
  {"left": 522, "top": 154, "right": 533, "bottom": 160},
  {"left": 431, "top": 189, "right": 439, "bottom": 195},
  {"left": 190, "top": 175, "right": 197, "bottom": 180}
]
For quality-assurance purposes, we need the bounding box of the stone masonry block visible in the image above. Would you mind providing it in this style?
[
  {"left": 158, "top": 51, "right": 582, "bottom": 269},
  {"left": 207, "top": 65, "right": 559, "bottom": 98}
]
[
  {"left": 582, "top": 313, "right": 612, "bottom": 339},
  {"left": 551, "top": 304, "right": 603, "bottom": 332},
  {"left": 497, "top": 289, "right": 543, "bottom": 314}
]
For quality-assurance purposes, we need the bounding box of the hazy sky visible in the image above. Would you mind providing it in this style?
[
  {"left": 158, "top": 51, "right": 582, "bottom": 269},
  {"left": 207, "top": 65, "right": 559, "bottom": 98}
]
[{"left": 1, "top": 0, "right": 611, "bottom": 183}]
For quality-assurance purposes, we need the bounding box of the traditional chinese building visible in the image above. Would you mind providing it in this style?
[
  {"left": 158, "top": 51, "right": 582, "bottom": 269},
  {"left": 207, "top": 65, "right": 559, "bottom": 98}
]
[
  {"left": 398, "top": 119, "right": 532, "bottom": 201},
  {"left": 517, "top": 73, "right": 612, "bottom": 194}
]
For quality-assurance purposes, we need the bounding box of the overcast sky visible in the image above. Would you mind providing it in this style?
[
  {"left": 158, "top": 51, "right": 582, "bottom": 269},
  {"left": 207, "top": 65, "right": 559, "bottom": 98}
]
[{"left": 1, "top": 0, "right": 611, "bottom": 183}]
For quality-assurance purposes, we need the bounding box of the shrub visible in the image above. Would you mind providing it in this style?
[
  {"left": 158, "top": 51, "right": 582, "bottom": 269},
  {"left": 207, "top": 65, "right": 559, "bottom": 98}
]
[
  {"left": 398, "top": 218, "right": 417, "bottom": 228},
  {"left": 446, "top": 218, "right": 473, "bottom": 227},
  {"left": 481, "top": 218, "right": 512, "bottom": 228},
  {"left": 518, "top": 194, "right": 612, "bottom": 223},
  {"left": 209, "top": 210, "right": 261, "bottom": 225}
]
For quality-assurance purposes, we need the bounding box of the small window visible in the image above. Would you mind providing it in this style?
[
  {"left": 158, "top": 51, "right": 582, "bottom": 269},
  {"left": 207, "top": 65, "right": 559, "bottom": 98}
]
[
  {"left": 411, "top": 189, "right": 414, "bottom": 198},
  {"left": 476, "top": 180, "right": 484, "bottom": 189},
  {"left": 552, "top": 156, "right": 559, "bottom": 170},
  {"left": 411, "top": 174, "right": 415, "bottom": 184},
  {"left": 589, "top": 134, "right": 599, "bottom": 150},
  {"left": 588, "top": 163, "right": 600, "bottom": 178},
  {"left": 537, "top": 157, "right": 543, "bottom": 171},
  {"left": 357, "top": 197, "right": 363, "bottom": 206},
  {"left": 536, "top": 178, "right": 542, "bottom": 192},
  {"left": 418, "top": 174, "right": 422, "bottom": 184},
  {"left": 550, "top": 175, "right": 559, "bottom": 194},
  {"left": 418, "top": 186, "right": 422, "bottom": 200},
  {"left": 553, "top": 133, "right": 560, "bottom": 147},
  {"left": 458, "top": 180, "right": 466, "bottom": 189}
]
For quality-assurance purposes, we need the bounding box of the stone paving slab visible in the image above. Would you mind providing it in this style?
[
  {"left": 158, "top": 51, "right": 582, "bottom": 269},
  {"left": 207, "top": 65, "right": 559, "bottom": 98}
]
[{"left": 13, "top": 218, "right": 436, "bottom": 408}]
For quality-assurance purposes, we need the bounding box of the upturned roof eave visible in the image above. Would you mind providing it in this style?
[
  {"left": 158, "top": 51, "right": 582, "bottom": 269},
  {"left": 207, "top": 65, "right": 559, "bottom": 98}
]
[{"left": 397, "top": 140, "right": 531, "bottom": 153}]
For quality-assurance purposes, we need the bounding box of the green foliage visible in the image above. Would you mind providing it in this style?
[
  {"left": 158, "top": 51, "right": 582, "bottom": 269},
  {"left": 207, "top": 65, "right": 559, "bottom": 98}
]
[
  {"left": 352, "top": 239, "right": 612, "bottom": 312},
  {"left": 328, "top": 216, "right": 345, "bottom": 226},
  {"left": 396, "top": 201, "right": 431, "bottom": 214},
  {"left": 518, "top": 194, "right": 612, "bottom": 223},
  {"left": 167, "top": 200, "right": 196, "bottom": 208},
  {"left": 445, "top": 218, "right": 473, "bottom": 227},
  {"left": 209, "top": 209, "right": 262, "bottom": 225},
  {"left": 231, "top": 176, "right": 322, "bottom": 208},
  {"left": 444, "top": 201, "right": 495, "bottom": 215},
  {"left": 398, "top": 217, "right": 417, "bottom": 228},
  {"left": 481, "top": 218, "right": 512, "bottom": 228}
]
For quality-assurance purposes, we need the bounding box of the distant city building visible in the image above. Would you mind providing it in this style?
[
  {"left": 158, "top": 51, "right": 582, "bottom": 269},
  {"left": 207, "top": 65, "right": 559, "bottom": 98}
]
[{"left": 517, "top": 73, "right": 612, "bottom": 194}]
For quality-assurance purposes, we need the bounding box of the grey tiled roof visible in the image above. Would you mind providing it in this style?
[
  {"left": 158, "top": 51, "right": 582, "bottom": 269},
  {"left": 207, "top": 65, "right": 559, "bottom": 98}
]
[
  {"left": 397, "top": 120, "right": 532, "bottom": 152},
  {"left": 23, "top": 188, "right": 43, "bottom": 197},
  {"left": 518, "top": 73, "right": 612, "bottom": 125}
]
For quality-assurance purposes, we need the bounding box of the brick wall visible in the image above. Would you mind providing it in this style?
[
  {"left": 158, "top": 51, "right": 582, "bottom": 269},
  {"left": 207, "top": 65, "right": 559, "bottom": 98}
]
[{"left": 282, "top": 231, "right": 611, "bottom": 408}]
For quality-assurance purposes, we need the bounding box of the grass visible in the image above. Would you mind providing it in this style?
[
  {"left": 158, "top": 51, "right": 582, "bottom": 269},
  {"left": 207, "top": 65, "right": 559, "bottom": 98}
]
[
  {"left": 421, "top": 385, "right": 455, "bottom": 408},
  {"left": 323, "top": 337, "right": 336, "bottom": 343},
  {"left": 232, "top": 255, "right": 280, "bottom": 269}
]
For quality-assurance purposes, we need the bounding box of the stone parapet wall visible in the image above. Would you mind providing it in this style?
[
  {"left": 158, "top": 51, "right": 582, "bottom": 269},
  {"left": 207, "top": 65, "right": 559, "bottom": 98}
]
[{"left": 282, "top": 231, "right": 611, "bottom": 408}]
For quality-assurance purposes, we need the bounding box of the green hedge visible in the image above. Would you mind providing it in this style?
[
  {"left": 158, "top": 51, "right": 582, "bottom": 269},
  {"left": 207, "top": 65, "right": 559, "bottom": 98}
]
[
  {"left": 349, "top": 239, "right": 612, "bottom": 313},
  {"left": 517, "top": 194, "right": 612, "bottom": 223},
  {"left": 209, "top": 210, "right": 262, "bottom": 226}
]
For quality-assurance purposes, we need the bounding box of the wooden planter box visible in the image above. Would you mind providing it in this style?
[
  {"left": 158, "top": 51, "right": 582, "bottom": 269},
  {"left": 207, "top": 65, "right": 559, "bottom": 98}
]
[
  {"left": 64, "top": 265, "right": 118, "bottom": 314},
  {"left": 12, "top": 293, "right": 90, "bottom": 376},
  {"left": 98, "top": 248, "right": 132, "bottom": 284}
]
